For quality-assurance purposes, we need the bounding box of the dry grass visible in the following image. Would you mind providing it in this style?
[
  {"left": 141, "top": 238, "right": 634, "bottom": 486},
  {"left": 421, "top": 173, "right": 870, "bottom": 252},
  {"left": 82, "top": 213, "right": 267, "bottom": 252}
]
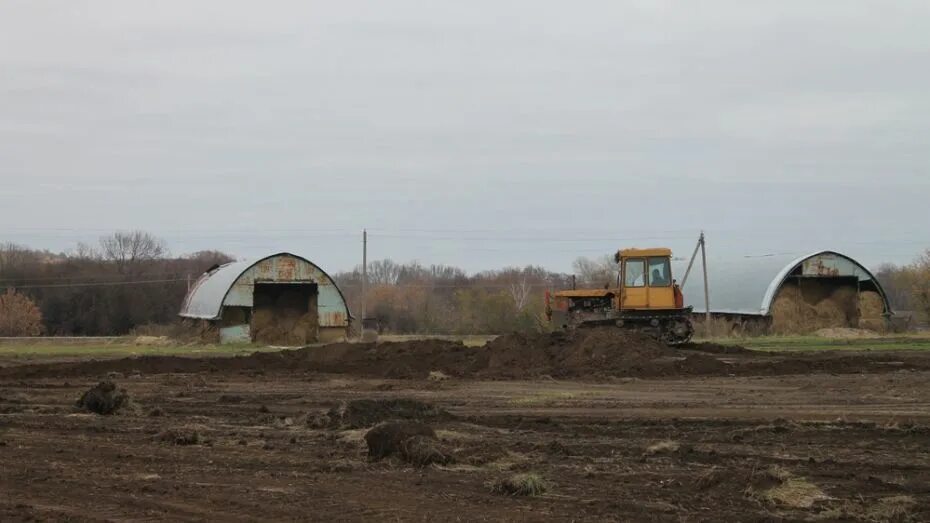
[
  {"left": 865, "top": 495, "right": 916, "bottom": 521},
  {"left": 510, "top": 391, "right": 575, "bottom": 406},
  {"left": 748, "top": 466, "right": 828, "bottom": 509},
  {"left": 399, "top": 435, "right": 450, "bottom": 467},
  {"left": 644, "top": 440, "right": 680, "bottom": 456},
  {"left": 156, "top": 425, "right": 205, "bottom": 446},
  {"left": 428, "top": 370, "right": 450, "bottom": 382},
  {"left": 488, "top": 473, "right": 548, "bottom": 497},
  {"left": 485, "top": 451, "right": 530, "bottom": 472}
]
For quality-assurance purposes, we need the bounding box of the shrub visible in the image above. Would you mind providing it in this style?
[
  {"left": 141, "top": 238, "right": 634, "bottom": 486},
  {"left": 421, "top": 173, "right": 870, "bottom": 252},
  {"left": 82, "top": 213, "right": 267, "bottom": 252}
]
[{"left": 0, "top": 289, "right": 43, "bottom": 336}]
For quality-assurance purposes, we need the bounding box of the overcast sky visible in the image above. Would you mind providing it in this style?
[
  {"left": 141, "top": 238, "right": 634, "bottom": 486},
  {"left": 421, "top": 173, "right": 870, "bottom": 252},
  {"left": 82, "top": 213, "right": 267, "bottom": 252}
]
[{"left": 2, "top": 1, "right": 928, "bottom": 273}]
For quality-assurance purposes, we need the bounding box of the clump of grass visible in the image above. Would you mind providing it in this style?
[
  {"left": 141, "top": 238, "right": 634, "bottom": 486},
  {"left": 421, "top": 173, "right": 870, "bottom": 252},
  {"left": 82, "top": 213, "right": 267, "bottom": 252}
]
[
  {"left": 428, "top": 370, "right": 450, "bottom": 382},
  {"left": 694, "top": 467, "right": 727, "bottom": 490},
  {"left": 489, "top": 473, "right": 548, "bottom": 497},
  {"left": 485, "top": 451, "right": 530, "bottom": 472},
  {"left": 748, "top": 466, "right": 827, "bottom": 509},
  {"left": 156, "top": 425, "right": 204, "bottom": 446},
  {"left": 644, "top": 440, "right": 680, "bottom": 456},
  {"left": 400, "top": 435, "right": 451, "bottom": 467},
  {"left": 866, "top": 495, "right": 916, "bottom": 521}
]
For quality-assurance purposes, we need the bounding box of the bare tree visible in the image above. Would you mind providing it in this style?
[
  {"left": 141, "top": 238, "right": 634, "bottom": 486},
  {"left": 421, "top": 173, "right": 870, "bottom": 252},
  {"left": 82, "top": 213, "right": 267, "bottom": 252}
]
[
  {"left": 71, "top": 242, "right": 100, "bottom": 261},
  {"left": 508, "top": 275, "right": 533, "bottom": 311},
  {"left": 0, "top": 242, "right": 40, "bottom": 274},
  {"left": 572, "top": 255, "right": 618, "bottom": 288},
  {"left": 185, "top": 250, "right": 235, "bottom": 271},
  {"left": 99, "top": 231, "right": 167, "bottom": 274},
  {"left": 368, "top": 259, "right": 402, "bottom": 286}
]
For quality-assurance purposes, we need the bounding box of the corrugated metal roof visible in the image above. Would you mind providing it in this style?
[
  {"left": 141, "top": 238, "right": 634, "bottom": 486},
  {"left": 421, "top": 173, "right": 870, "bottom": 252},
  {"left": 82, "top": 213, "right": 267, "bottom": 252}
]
[
  {"left": 672, "top": 250, "right": 891, "bottom": 316},
  {"left": 178, "top": 252, "right": 351, "bottom": 323},
  {"left": 179, "top": 260, "right": 252, "bottom": 320}
]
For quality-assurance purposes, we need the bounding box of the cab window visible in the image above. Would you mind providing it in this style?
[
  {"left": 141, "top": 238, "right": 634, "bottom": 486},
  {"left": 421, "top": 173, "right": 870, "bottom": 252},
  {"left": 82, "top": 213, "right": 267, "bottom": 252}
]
[
  {"left": 624, "top": 258, "right": 645, "bottom": 287},
  {"left": 648, "top": 257, "right": 671, "bottom": 287}
]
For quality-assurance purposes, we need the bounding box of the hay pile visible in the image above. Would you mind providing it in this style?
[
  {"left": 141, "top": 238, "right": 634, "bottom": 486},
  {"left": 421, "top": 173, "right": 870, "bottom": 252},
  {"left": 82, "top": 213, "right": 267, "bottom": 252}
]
[
  {"left": 770, "top": 281, "right": 864, "bottom": 334},
  {"left": 858, "top": 290, "right": 886, "bottom": 331}
]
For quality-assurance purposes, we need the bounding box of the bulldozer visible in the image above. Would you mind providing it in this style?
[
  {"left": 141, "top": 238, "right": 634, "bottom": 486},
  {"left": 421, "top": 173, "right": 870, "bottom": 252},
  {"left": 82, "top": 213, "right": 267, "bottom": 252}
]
[{"left": 546, "top": 248, "right": 694, "bottom": 344}]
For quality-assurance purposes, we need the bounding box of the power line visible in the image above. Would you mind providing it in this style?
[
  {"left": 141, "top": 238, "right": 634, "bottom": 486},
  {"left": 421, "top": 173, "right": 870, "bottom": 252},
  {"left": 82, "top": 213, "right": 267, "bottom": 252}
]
[
  {"left": 0, "top": 272, "right": 192, "bottom": 284},
  {"left": 9, "top": 278, "right": 188, "bottom": 290}
]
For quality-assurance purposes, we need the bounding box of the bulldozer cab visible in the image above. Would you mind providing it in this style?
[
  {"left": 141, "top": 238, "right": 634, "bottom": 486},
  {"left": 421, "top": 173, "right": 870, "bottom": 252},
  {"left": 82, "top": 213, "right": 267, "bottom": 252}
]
[{"left": 615, "top": 248, "right": 678, "bottom": 311}]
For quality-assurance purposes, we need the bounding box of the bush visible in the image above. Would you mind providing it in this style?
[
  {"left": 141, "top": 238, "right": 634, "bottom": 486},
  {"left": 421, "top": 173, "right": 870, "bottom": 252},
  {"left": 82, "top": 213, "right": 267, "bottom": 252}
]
[{"left": 0, "top": 289, "right": 43, "bottom": 336}]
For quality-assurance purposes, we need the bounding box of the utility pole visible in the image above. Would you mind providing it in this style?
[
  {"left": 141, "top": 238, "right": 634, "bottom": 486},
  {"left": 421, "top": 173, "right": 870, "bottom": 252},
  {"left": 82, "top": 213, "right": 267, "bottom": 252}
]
[
  {"left": 700, "top": 231, "right": 711, "bottom": 326},
  {"left": 681, "top": 235, "right": 702, "bottom": 288},
  {"left": 361, "top": 229, "right": 368, "bottom": 321},
  {"left": 681, "top": 232, "right": 711, "bottom": 325}
]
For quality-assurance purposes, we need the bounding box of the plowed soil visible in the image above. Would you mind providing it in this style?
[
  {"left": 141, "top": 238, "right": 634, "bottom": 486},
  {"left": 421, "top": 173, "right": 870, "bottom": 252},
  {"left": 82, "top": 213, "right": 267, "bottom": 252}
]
[{"left": 2, "top": 332, "right": 930, "bottom": 521}]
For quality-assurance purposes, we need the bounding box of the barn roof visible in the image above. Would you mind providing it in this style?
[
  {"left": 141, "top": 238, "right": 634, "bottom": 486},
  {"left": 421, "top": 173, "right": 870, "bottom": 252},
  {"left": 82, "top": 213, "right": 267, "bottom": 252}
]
[
  {"left": 178, "top": 252, "right": 351, "bottom": 321},
  {"left": 672, "top": 250, "right": 892, "bottom": 316}
]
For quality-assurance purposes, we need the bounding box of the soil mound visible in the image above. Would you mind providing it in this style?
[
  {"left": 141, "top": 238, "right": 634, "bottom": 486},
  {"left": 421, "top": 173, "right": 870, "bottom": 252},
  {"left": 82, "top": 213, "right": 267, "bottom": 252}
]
[
  {"left": 75, "top": 381, "right": 137, "bottom": 415},
  {"left": 480, "top": 328, "right": 673, "bottom": 378},
  {"left": 683, "top": 342, "right": 753, "bottom": 355},
  {"left": 365, "top": 421, "right": 436, "bottom": 461},
  {"left": 13, "top": 327, "right": 928, "bottom": 381},
  {"left": 325, "top": 398, "right": 452, "bottom": 429}
]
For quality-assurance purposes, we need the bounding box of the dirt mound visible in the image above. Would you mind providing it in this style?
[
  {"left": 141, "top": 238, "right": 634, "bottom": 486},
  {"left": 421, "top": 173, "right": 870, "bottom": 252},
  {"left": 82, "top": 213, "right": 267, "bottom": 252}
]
[
  {"left": 12, "top": 327, "right": 930, "bottom": 381},
  {"left": 364, "top": 421, "right": 437, "bottom": 462},
  {"left": 0, "top": 328, "right": 707, "bottom": 380},
  {"left": 324, "top": 398, "right": 452, "bottom": 429},
  {"left": 75, "top": 381, "right": 138, "bottom": 415},
  {"left": 480, "top": 328, "right": 673, "bottom": 379}
]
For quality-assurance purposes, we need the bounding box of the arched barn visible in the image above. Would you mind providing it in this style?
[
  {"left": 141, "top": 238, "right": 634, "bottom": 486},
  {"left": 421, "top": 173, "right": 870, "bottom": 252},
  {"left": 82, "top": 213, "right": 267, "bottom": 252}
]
[
  {"left": 674, "top": 250, "right": 893, "bottom": 334},
  {"left": 179, "top": 252, "right": 352, "bottom": 345}
]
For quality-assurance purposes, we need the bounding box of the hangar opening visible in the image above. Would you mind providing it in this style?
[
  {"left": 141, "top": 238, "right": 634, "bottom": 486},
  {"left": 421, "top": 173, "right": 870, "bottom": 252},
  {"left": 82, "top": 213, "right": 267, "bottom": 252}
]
[
  {"left": 252, "top": 283, "right": 320, "bottom": 346},
  {"left": 675, "top": 250, "right": 892, "bottom": 334},
  {"left": 179, "top": 253, "right": 351, "bottom": 345}
]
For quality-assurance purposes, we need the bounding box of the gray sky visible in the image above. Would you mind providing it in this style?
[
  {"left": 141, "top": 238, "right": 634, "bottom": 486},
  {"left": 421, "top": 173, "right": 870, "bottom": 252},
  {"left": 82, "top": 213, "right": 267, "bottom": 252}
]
[{"left": 2, "top": 1, "right": 929, "bottom": 273}]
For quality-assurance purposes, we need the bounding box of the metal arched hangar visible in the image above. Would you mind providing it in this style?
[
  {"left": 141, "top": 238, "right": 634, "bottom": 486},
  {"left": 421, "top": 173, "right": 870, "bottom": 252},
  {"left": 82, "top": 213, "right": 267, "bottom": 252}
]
[
  {"left": 674, "top": 251, "right": 892, "bottom": 333},
  {"left": 179, "top": 252, "right": 352, "bottom": 345}
]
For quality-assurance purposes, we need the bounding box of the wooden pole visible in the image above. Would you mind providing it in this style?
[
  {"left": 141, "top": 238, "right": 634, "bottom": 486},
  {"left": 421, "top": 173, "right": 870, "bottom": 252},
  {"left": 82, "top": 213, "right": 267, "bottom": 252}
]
[
  {"left": 680, "top": 235, "right": 703, "bottom": 288},
  {"left": 700, "top": 232, "right": 710, "bottom": 325}
]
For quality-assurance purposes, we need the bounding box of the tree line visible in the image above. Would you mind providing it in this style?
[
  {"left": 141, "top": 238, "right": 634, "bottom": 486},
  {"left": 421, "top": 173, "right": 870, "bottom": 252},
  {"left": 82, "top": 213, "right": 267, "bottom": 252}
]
[
  {"left": 874, "top": 251, "right": 930, "bottom": 325},
  {"left": 0, "top": 232, "right": 232, "bottom": 336},
  {"left": 1, "top": 231, "right": 927, "bottom": 337},
  {"left": 332, "top": 260, "right": 576, "bottom": 335}
]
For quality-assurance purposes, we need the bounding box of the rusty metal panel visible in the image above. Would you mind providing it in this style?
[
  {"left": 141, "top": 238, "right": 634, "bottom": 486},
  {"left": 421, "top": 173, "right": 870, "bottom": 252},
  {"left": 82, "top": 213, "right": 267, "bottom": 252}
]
[{"left": 801, "top": 254, "right": 867, "bottom": 279}]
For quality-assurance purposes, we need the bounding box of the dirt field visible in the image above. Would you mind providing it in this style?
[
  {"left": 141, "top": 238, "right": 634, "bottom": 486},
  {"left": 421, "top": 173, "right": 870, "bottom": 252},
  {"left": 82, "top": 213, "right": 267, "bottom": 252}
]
[{"left": 2, "top": 330, "right": 930, "bottom": 521}]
